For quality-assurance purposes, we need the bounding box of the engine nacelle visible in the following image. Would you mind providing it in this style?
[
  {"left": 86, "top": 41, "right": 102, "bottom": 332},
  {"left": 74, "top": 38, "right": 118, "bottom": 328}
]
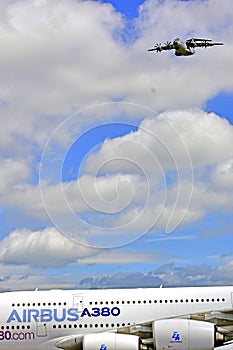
[
  {"left": 152, "top": 319, "right": 215, "bottom": 350},
  {"left": 83, "top": 333, "right": 139, "bottom": 350}
]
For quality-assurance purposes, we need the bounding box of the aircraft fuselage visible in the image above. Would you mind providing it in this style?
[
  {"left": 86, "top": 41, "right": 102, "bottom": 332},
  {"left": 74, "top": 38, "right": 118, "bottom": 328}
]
[
  {"left": 0, "top": 286, "right": 233, "bottom": 350},
  {"left": 173, "top": 40, "right": 195, "bottom": 56}
]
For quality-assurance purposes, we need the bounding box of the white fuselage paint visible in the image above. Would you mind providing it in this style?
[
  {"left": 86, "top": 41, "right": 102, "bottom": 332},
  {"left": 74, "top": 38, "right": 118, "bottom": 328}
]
[{"left": 0, "top": 286, "right": 233, "bottom": 350}]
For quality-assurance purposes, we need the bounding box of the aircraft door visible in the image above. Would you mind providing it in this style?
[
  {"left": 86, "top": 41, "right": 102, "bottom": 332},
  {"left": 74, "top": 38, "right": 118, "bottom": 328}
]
[
  {"left": 73, "top": 294, "right": 84, "bottom": 313},
  {"left": 36, "top": 318, "right": 47, "bottom": 337}
]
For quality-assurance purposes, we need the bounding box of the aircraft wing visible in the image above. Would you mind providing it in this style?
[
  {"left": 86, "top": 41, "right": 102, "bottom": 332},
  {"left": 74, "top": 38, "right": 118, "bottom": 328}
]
[
  {"left": 186, "top": 38, "right": 224, "bottom": 48},
  {"left": 120, "top": 308, "right": 233, "bottom": 340},
  {"left": 190, "top": 309, "right": 233, "bottom": 337},
  {"left": 148, "top": 42, "right": 174, "bottom": 52},
  {"left": 195, "top": 41, "right": 223, "bottom": 48},
  {"left": 54, "top": 309, "right": 233, "bottom": 350}
]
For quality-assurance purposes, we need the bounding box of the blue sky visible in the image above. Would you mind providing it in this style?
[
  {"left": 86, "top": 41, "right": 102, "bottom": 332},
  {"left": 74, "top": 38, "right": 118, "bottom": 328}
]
[
  {"left": 0, "top": 0, "right": 233, "bottom": 291},
  {"left": 99, "top": 0, "right": 145, "bottom": 18},
  {"left": 205, "top": 92, "right": 233, "bottom": 123}
]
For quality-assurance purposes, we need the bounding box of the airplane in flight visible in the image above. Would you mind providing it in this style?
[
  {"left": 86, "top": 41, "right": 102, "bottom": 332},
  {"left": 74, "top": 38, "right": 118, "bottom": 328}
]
[
  {"left": 148, "top": 37, "right": 224, "bottom": 56},
  {"left": 1, "top": 286, "right": 233, "bottom": 350}
]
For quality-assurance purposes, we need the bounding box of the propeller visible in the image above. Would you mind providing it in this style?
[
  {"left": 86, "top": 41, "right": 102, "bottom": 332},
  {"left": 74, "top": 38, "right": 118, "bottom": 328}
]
[
  {"left": 154, "top": 43, "right": 162, "bottom": 52},
  {"left": 147, "top": 43, "right": 162, "bottom": 52},
  {"left": 164, "top": 41, "right": 172, "bottom": 48}
]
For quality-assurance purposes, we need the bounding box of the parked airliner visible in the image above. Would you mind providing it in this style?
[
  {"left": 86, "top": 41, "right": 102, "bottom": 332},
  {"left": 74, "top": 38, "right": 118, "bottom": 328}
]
[{"left": 1, "top": 286, "right": 233, "bottom": 350}]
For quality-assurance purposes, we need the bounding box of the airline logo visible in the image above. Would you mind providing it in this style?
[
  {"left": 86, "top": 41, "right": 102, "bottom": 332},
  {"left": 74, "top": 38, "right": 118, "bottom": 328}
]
[
  {"left": 100, "top": 345, "right": 107, "bottom": 350},
  {"left": 7, "top": 308, "right": 79, "bottom": 323},
  {"left": 6, "top": 307, "right": 121, "bottom": 323},
  {"left": 170, "top": 331, "right": 182, "bottom": 343}
]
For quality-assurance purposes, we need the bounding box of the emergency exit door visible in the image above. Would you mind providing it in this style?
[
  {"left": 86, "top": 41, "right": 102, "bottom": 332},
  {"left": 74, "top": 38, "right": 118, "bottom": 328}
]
[
  {"left": 36, "top": 319, "right": 47, "bottom": 337},
  {"left": 73, "top": 295, "right": 84, "bottom": 313}
]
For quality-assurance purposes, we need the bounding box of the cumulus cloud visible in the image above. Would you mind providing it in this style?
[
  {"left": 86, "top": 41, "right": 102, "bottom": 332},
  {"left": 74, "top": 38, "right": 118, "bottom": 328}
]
[
  {"left": 0, "top": 272, "right": 79, "bottom": 292},
  {"left": 0, "top": 227, "right": 159, "bottom": 269},
  {"left": 0, "top": 0, "right": 126, "bottom": 156},
  {"left": 211, "top": 159, "right": 233, "bottom": 191},
  {"left": 0, "top": 109, "right": 232, "bottom": 248},
  {"left": 84, "top": 110, "right": 233, "bottom": 173},
  {"left": 0, "top": 0, "right": 233, "bottom": 289},
  {"left": 1, "top": 0, "right": 233, "bottom": 154},
  {"left": 212, "top": 260, "right": 233, "bottom": 284},
  {"left": 2, "top": 255, "right": 233, "bottom": 291},
  {"left": 0, "top": 157, "right": 30, "bottom": 194},
  {"left": 0, "top": 227, "right": 93, "bottom": 268},
  {"left": 133, "top": 0, "right": 233, "bottom": 106},
  {"left": 75, "top": 262, "right": 233, "bottom": 289}
]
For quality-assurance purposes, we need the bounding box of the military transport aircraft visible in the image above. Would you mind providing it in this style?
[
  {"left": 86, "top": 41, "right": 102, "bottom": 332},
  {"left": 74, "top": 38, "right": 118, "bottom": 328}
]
[
  {"left": 148, "top": 37, "right": 224, "bottom": 56},
  {"left": 1, "top": 286, "right": 233, "bottom": 350}
]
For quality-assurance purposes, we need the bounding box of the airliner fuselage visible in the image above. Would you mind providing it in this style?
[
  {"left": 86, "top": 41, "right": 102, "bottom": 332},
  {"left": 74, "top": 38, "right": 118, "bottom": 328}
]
[{"left": 0, "top": 286, "right": 233, "bottom": 350}]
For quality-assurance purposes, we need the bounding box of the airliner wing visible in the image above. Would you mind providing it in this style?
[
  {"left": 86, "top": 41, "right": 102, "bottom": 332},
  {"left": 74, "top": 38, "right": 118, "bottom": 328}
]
[
  {"left": 119, "top": 308, "right": 233, "bottom": 349},
  {"left": 54, "top": 309, "right": 233, "bottom": 350},
  {"left": 190, "top": 309, "right": 233, "bottom": 336}
]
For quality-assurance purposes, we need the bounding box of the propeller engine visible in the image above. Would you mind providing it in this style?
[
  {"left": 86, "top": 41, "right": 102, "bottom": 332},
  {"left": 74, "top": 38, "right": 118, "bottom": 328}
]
[
  {"left": 154, "top": 43, "right": 162, "bottom": 52},
  {"left": 164, "top": 41, "right": 172, "bottom": 49},
  {"left": 186, "top": 38, "right": 197, "bottom": 48}
]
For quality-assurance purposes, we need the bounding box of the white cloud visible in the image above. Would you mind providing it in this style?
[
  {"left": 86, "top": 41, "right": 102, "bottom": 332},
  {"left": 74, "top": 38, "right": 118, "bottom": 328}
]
[
  {"left": 0, "top": 272, "right": 78, "bottom": 292},
  {"left": 77, "top": 110, "right": 232, "bottom": 234},
  {"left": 0, "top": 0, "right": 233, "bottom": 157},
  {"left": 211, "top": 260, "right": 233, "bottom": 284},
  {"left": 0, "top": 227, "right": 93, "bottom": 268},
  {"left": 211, "top": 159, "right": 233, "bottom": 190},
  {"left": 133, "top": 0, "right": 233, "bottom": 107},
  {"left": 0, "top": 109, "right": 232, "bottom": 247},
  {"left": 2, "top": 259, "right": 233, "bottom": 291},
  {"left": 85, "top": 110, "right": 233, "bottom": 173},
  {"left": 0, "top": 0, "right": 233, "bottom": 289},
  {"left": 1, "top": 0, "right": 125, "bottom": 112},
  {"left": 0, "top": 227, "right": 159, "bottom": 269},
  {"left": 77, "top": 249, "right": 162, "bottom": 266},
  {"left": 0, "top": 157, "right": 30, "bottom": 194}
]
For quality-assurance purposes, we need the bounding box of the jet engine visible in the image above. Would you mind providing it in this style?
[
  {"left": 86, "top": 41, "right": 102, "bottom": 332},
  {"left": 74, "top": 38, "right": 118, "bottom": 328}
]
[
  {"left": 83, "top": 333, "right": 139, "bottom": 350},
  {"left": 152, "top": 319, "right": 224, "bottom": 350},
  {"left": 55, "top": 320, "right": 231, "bottom": 350}
]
